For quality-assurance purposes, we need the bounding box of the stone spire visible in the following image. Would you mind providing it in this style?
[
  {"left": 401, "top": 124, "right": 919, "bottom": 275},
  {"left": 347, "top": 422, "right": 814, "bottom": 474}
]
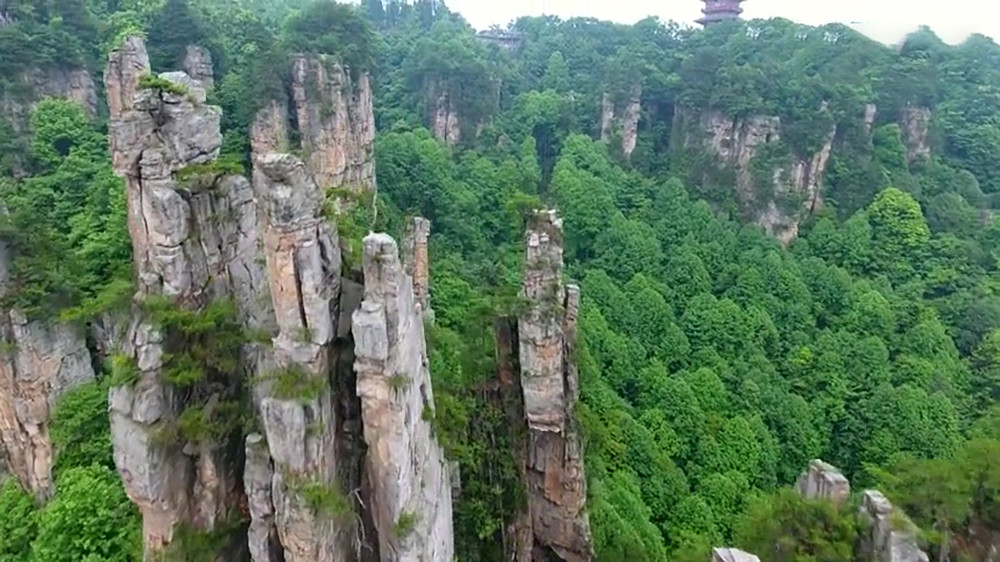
[{"left": 501, "top": 210, "right": 594, "bottom": 562}]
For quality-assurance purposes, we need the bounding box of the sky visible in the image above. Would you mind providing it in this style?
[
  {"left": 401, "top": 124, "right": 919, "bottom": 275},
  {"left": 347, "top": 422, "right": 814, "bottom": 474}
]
[{"left": 441, "top": 0, "right": 1000, "bottom": 46}]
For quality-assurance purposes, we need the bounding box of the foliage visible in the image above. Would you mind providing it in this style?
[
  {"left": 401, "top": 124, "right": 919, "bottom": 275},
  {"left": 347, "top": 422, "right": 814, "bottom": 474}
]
[
  {"left": 0, "top": 478, "right": 37, "bottom": 562},
  {"left": 30, "top": 465, "right": 141, "bottom": 562},
  {"left": 50, "top": 382, "right": 114, "bottom": 475},
  {"left": 137, "top": 73, "right": 188, "bottom": 96},
  {"left": 261, "top": 364, "right": 329, "bottom": 403}
]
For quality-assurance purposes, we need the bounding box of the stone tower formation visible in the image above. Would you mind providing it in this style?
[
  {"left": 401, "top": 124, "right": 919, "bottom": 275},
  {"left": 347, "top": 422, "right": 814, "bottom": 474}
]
[
  {"left": 697, "top": 0, "right": 746, "bottom": 26},
  {"left": 100, "top": 35, "right": 453, "bottom": 561}
]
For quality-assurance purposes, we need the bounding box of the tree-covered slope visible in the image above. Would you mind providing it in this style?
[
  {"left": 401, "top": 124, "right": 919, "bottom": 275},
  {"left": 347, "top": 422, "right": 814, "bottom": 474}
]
[{"left": 1, "top": 1, "right": 999, "bottom": 561}]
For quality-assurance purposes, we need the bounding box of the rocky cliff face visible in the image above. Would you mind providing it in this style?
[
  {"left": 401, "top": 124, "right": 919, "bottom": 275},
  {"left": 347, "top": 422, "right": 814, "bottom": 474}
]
[
  {"left": 402, "top": 217, "right": 433, "bottom": 322},
  {"left": 290, "top": 55, "right": 376, "bottom": 194},
  {"left": 105, "top": 37, "right": 274, "bottom": 557},
  {"left": 353, "top": 232, "right": 454, "bottom": 562},
  {"left": 795, "top": 459, "right": 850, "bottom": 507},
  {"left": 680, "top": 107, "right": 837, "bottom": 245},
  {"left": 792, "top": 460, "right": 929, "bottom": 562},
  {"left": 0, "top": 309, "right": 95, "bottom": 499},
  {"left": 859, "top": 490, "right": 929, "bottom": 562},
  {"left": 182, "top": 45, "right": 214, "bottom": 91},
  {"left": 712, "top": 548, "right": 761, "bottom": 562},
  {"left": 899, "top": 106, "right": 931, "bottom": 164},
  {"left": 599, "top": 87, "right": 642, "bottom": 159},
  {"left": 1, "top": 66, "right": 98, "bottom": 130},
  {"left": 501, "top": 210, "right": 593, "bottom": 562},
  {"left": 430, "top": 88, "right": 461, "bottom": 147}
]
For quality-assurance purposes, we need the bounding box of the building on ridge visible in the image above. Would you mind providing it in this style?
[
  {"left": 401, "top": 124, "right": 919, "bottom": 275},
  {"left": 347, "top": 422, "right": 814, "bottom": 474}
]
[{"left": 696, "top": 0, "right": 746, "bottom": 26}]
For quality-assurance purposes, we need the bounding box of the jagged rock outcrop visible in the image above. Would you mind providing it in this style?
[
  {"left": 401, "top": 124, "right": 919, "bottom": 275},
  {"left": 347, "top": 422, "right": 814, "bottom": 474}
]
[
  {"left": 0, "top": 209, "right": 97, "bottom": 500},
  {"left": 402, "top": 217, "right": 433, "bottom": 322},
  {"left": 251, "top": 152, "right": 353, "bottom": 562},
  {"left": 352, "top": 232, "right": 454, "bottom": 562},
  {"left": 899, "top": 106, "right": 931, "bottom": 164},
  {"left": 680, "top": 106, "right": 837, "bottom": 245},
  {"left": 251, "top": 100, "right": 290, "bottom": 157},
  {"left": 796, "top": 459, "right": 850, "bottom": 506},
  {"left": 859, "top": 490, "right": 930, "bottom": 562},
  {"left": 712, "top": 547, "right": 761, "bottom": 562},
  {"left": 599, "top": 87, "right": 642, "bottom": 158},
  {"left": 245, "top": 433, "right": 283, "bottom": 562},
  {"left": 502, "top": 210, "right": 593, "bottom": 562},
  {"left": 864, "top": 103, "right": 878, "bottom": 135},
  {"left": 0, "top": 309, "right": 95, "bottom": 499},
  {"left": 290, "top": 55, "right": 376, "bottom": 194},
  {"left": 430, "top": 88, "right": 461, "bottom": 147},
  {"left": 105, "top": 36, "right": 273, "bottom": 557},
  {"left": 1, "top": 66, "right": 98, "bottom": 130},
  {"left": 183, "top": 45, "right": 214, "bottom": 90}
]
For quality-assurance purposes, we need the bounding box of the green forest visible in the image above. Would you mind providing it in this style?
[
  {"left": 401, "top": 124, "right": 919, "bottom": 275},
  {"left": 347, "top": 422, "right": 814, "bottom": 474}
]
[{"left": 1, "top": 0, "right": 1000, "bottom": 560}]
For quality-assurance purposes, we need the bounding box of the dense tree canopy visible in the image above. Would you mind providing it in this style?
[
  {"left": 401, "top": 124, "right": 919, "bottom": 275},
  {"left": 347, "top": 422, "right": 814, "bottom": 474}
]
[{"left": 1, "top": 0, "right": 1000, "bottom": 560}]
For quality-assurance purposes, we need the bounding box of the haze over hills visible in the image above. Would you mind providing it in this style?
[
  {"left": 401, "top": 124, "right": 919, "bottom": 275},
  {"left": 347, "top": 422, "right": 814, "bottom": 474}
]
[{"left": 442, "top": 0, "right": 998, "bottom": 45}]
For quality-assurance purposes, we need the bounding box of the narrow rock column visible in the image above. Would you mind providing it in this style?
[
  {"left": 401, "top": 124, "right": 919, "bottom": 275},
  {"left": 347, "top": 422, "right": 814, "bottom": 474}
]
[
  {"left": 246, "top": 433, "right": 282, "bottom": 562},
  {"left": 182, "top": 45, "right": 214, "bottom": 90},
  {"left": 402, "top": 217, "right": 433, "bottom": 321},
  {"left": 514, "top": 210, "right": 593, "bottom": 562},
  {"left": 253, "top": 153, "right": 351, "bottom": 562},
  {"left": 105, "top": 36, "right": 271, "bottom": 557},
  {"left": 353, "top": 233, "right": 454, "bottom": 562}
]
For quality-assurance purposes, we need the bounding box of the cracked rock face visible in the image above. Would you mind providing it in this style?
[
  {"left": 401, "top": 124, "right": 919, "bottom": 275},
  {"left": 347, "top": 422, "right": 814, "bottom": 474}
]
[
  {"left": 510, "top": 211, "right": 593, "bottom": 562},
  {"left": 353, "top": 232, "right": 454, "bottom": 562},
  {"left": 1, "top": 67, "right": 98, "bottom": 131},
  {"left": 0, "top": 309, "right": 95, "bottom": 499},
  {"left": 795, "top": 459, "right": 850, "bottom": 506},
  {"left": 430, "top": 87, "right": 460, "bottom": 147},
  {"left": 899, "top": 106, "right": 931, "bottom": 164},
  {"left": 105, "top": 36, "right": 273, "bottom": 558},
  {"left": 290, "top": 55, "right": 376, "bottom": 194},
  {"left": 183, "top": 45, "right": 214, "bottom": 91},
  {"left": 402, "top": 217, "right": 433, "bottom": 321},
  {"left": 682, "top": 106, "right": 837, "bottom": 245},
  {"left": 859, "top": 490, "right": 930, "bottom": 562},
  {"left": 599, "top": 87, "right": 642, "bottom": 159},
  {"left": 712, "top": 548, "right": 761, "bottom": 562}
]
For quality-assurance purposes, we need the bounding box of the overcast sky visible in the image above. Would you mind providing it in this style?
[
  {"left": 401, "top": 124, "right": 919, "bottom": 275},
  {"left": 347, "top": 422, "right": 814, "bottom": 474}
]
[{"left": 442, "top": 0, "right": 998, "bottom": 45}]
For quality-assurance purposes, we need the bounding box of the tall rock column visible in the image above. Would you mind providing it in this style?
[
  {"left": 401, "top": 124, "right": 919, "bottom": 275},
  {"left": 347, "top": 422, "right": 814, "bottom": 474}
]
[
  {"left": 510, "top": 210, "right": 593, "bottom": 562},
  {"left": 290, "top": 55, "right": 376, "bottom": 194},
  {"left": 402, "top": 217, "right": 433, "bottom": 321},
  {"left": 105, "top": 36, "right": 272, "bottom": 557},
  {"left": 599, "top": 86, "right": 642, "bottom": 159},
  {"left": 250, "top": 153, "right": 353, "bottom": 562},
  {"left": 352, "top": 232, "right": 454, "bottom": 562}
]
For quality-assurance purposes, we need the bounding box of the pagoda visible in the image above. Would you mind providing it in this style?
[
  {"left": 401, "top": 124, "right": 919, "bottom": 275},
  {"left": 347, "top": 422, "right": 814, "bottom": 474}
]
[{"left": 696, "top": 0, "right": 746, "bottom": 26}]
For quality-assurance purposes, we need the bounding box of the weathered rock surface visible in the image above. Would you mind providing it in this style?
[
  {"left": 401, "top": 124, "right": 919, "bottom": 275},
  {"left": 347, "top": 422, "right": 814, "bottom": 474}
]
[
  {"left": 505, "top": 210, "right": 593, "bottom": 562},
  {"left": 681, "top": 106, "right": 837, "bottom": 245},
  {"left": 251, "top": 100, "right": 290, "bottom": 157},
  {"left": 599, "top": 87, "right": 642, "bottom": 158},
  {"left": 105, "top": 36, "right": 273, "bottom": 558},
  {"left": 0, "top": 309, "right": 95, "bottom": 499},
  {"left": 183, "top": 45, "right": 214, "bottom": 90},
  {"left": 795, "top": 459, "right": 850, "bottom": 506},
  {"left": 353, "top": 232, "right": 454, "bottom": 562},
  {"left": 402, "top": 217, "right": 433, "bottom": 321},
  {"left": 859, "top": 490, "right": 930, "bottom": 562},
  {"left": 252, "top": 152, "right": 351, "bottom": 562},
  {"left": 245, "top": 433, "right": 283, "bottom": 562},
  {"left": 1, "top": 66, "right": 98, "bottom": 130},
  {"left": 290, "top": 55, "right": 376, "bottom": 194},
  {"left": 712, "top": 547, "right": 761, "bottom": 562},
  {"left": 899, "top": 106, "right": 931, "bottom": 164},
  {"left": 431, "top": 88, "right": 461, "bottom": 147}
]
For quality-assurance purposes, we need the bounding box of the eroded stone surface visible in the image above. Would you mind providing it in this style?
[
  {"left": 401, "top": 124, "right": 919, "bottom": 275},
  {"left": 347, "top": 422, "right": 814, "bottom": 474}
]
[
  {"left": 402, "top": 217, "right": 433, "bottom": 321},
  {"left": 900, "top": 106, "right": 931, "bottom": 163},
  {"left": 712, "top": 547, "right": 761, "bottom": 562},
  {"left": 511, "top": 210, "right": 593, "bottom": 562},
  {"left": 796, "top": 459, "right": 850, "bottom": 506},
  {"left": 859, "top": 490, "right": 930, "bottom": 562},
  {"left": 599, "top": 87, "right": 642, "bottom": 158},
  {"left": 431, "top": 88, "right": 460, "bottom": 147},
  {"left": 683, "top": 106, "right": 837, "bottom": 245},
  {"left": 353, "top": 233, "right": 454, "bottom": 562},
  {"left": 0, "top": 309, "right": 95, "bottom": 499},
  {"left": 290, "top": 55, "right": 376, "bottom": 194},
  {"left": 182, "top": 45, "right": 214, "bottom": 90},
  {"left": 1, "top": 66, "right": 98, "bottom": 131},
  {"left": 106, "top": 36, "right": 273, "bottom": 558}
]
